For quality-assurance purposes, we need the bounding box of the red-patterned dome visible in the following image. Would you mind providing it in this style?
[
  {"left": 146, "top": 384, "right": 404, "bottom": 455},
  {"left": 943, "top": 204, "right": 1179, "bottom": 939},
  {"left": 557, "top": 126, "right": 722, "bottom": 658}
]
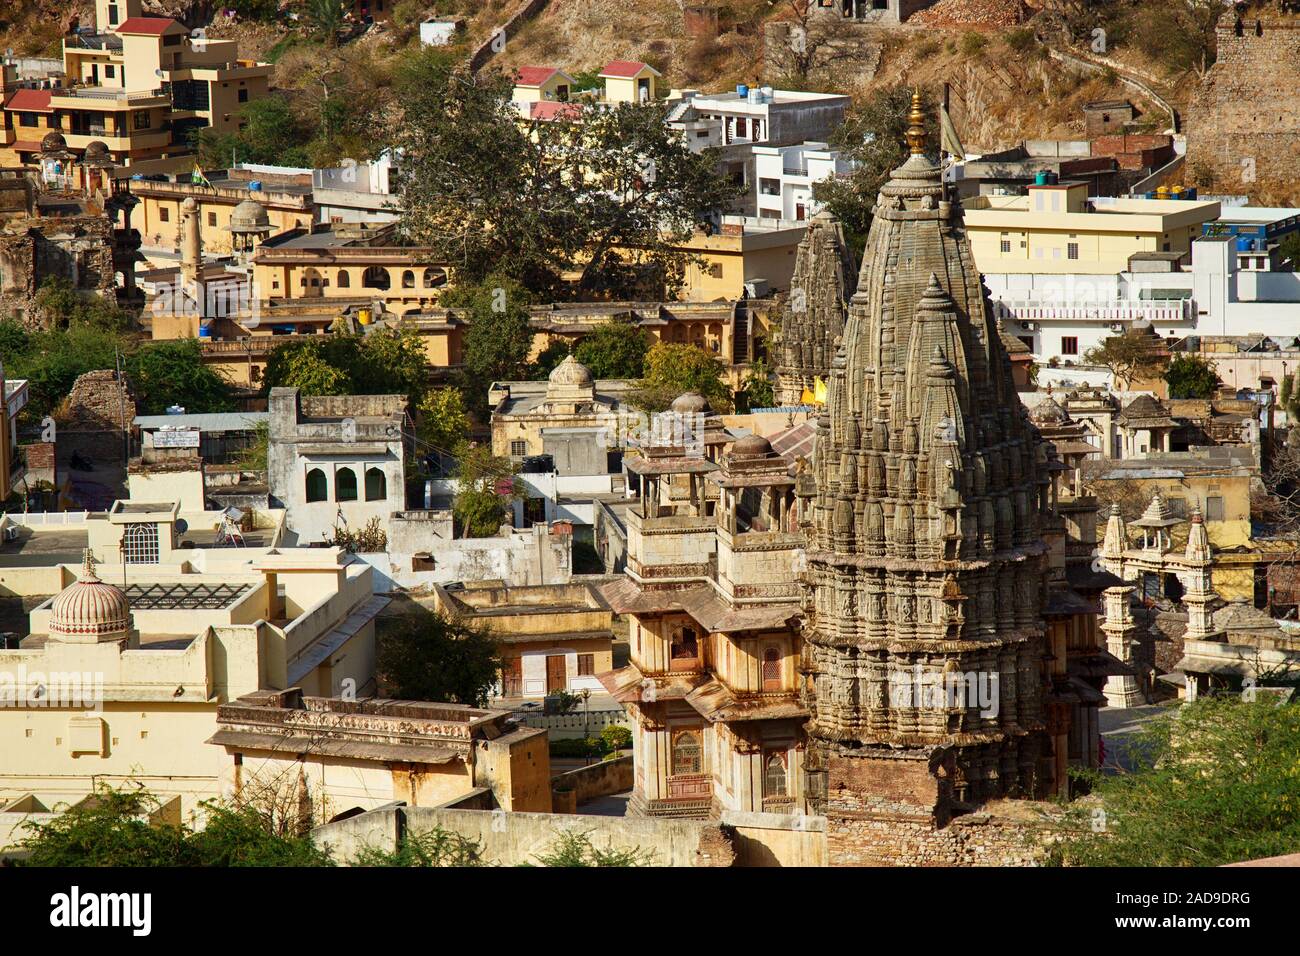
[{"left": 49, "top": 552, "right": 131, "bottom": 640}]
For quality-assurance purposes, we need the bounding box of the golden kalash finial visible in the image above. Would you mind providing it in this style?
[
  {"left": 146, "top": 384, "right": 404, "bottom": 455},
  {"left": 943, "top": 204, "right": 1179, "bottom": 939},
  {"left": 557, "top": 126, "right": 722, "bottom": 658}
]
[{"left": 906, "top": 88, "right": 927, "bottom": 155}]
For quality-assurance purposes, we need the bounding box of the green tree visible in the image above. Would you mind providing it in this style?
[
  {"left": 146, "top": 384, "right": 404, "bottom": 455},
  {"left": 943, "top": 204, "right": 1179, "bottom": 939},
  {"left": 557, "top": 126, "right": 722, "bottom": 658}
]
[
  {"left": 417, "top": 387, "right": 471, "bottom": 456},
  {"left": 354, "top": 826, "right": 486, "bottom": 867},
  {"left": 574, "top": 321, "right": 651, "bottom": 379},
  {"left": 391, "top": 54, "right": 735, "bottom": 297},
  {"left": 302, "top": 0, "right": 348, "bottom": 45},
  {"left": 32, "top": 277, "right": 131, "bottom": 331},
  {"left": 196, "top": 95, "right": 314, "bottom": 168},
  {"left": 452, "top": 443, "right": 518, "bottom": 538},
  {"left": 533, "top": 339, "right": 572, "bottom": 379},
  {"left": 813, "top": 84, "right": 940, "bottom": 249},
  {"left": 0, "top": 320, "right": 126, "bottom": 420},
  {"left": 1164, "top": 353, "right": 1220, "bottom": 399},
  {"left": 635, "top": 342, "right": 732, "bottom": 412},
  {"left": 530, "top": 830, "right": 653, "bottom": 867},
  {"left": 265, "top": 339, "right": 353, "bottom": 395},
  {"left": 1082, "top": 331, "right": 1168, "bottom": 390},
  {"left": 742, "top": 358, "right": 776, "bottom": 410},
  {"left": 264, "top": 329, "right": 429, "bottom": 403},
  {"left": 1049, "top": 697, "right": 1300, "bottom": 867},
  {"left": 446, "top": 276, "right": 536, "bottom": 390},
  {"left": 377, "top": 606, "right": 503, "bottom": 706},
  {"left": 1279, "top": 232, "right": 1300, "bottom": 271},
  {"left": 126, "top": 340, "right": 236, "bottom": 415},
  {"left": 17, "top": 787, "right": 333, "bottom": 867}
]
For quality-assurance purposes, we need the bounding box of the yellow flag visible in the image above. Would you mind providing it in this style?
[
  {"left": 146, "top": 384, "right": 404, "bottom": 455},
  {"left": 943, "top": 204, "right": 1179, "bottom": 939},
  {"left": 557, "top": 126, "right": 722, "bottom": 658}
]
[
  {"left": 813, "top": 377, "right": 828, "bottom": 405},
  {"left": 800, "top": 387, "right": 816, "bottom": 405}
]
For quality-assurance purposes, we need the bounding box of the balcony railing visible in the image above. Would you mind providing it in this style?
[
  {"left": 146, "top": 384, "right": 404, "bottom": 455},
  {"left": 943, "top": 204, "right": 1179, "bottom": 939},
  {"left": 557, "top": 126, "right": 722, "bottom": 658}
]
[
  {"left": 993, "top": 298, "right": 1193, "bottom": 323},
  {"left": 57, "top": 86, "right": 166, "bottom": 102}
]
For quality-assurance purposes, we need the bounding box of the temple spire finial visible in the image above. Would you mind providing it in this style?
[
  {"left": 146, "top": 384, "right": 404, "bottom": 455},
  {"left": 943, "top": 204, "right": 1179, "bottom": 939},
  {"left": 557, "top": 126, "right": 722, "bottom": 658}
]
[
  {"left": 906, "top": 88, "right": 927, "bottom": 155},
  {"left": 80, "top": 547, "right": 99, "bottom": 582}
]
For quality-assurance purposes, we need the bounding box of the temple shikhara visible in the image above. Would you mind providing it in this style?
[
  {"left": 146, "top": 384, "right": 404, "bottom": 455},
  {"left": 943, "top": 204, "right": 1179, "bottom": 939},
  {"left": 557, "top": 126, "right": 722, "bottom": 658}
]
[{"left": 598, "top": 95, "right": 1110, "bottom": 864}]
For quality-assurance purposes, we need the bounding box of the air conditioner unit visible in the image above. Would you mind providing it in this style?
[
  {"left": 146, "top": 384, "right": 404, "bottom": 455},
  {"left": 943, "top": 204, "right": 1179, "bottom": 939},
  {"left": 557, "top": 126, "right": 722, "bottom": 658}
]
[
  {"left": 1110, "top": 322, "right": 1126, "bottom": 333},
  {"left": 1021, "top": 321, "right": 1038, "bottom": 332},
  {"left": 3, "top": 526, "right": 19, "bottom": 542}
]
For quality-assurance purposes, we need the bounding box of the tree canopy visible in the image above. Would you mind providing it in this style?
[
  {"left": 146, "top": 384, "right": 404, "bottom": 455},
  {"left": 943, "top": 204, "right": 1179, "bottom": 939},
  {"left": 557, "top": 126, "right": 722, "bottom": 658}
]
[
  {"left": 1164, "top": 353, "right": 1220, "bottom": 399},
  {"left": 263, "top": 327, "right": 428, "bottom": 404},
  {"left": 812, "top": 84, "right": 940, "bottom": 249},
  {"left": 574, "top": 321, "right": 652, "bottom": 380},
  {"left": 452, "top": 443, "right": 519, "bottom": 538},
  {"left": 377, "top": 604, "right": 503, "bottom": 706},
  {"left": 444, "top": 276, "right": 536, "bottom": 395},
  {"left": 1082, "top": 330, "right": 1168, "bottom": 390},
  {"left": 635, "top": 342, "right": 732, "bottom": 412},
  {"left": 1049, "top": 697, "right": 1300, "bottom": 867},
  {"left": 390, "top": 52, "right": 736, "bottom": 298}
]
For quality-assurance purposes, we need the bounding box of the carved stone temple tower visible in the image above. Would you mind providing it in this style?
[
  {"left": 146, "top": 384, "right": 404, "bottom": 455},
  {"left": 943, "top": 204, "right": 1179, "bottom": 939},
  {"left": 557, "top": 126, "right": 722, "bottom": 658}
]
[
  {"left": 775, "top": 210, "right": 857, "bottom": 406},
  {"left": 798, "top": 94, "right": 1054, "bottom": 862}
]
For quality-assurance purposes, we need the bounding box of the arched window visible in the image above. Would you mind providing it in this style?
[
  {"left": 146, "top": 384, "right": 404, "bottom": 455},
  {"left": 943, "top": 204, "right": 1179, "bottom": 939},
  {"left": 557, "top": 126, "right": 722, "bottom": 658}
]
[
  {"left": 763, "top": 752, "right": 787, "bottom": 797},
  {"left": 364, "top": 466, "right": 386, "bottom": 502},
  {"left": 401, "top": 269, "right": 415, "bottom": 289},
  {"left": 671, "top": 731, "right": 701, "bottom": 775},
  {"left": 335, "top": 467, "right": 358, "bottom": 502},
  {"left": 305, "top": 467, "right": 327, "bottom": 503},
  {"left": 337, "top": 270, "right": 350, "bottom": 288},
  {"left": 762, "top": 647, "right": 781, "bottom": 691},
  {"left": 362, "top": 266, "right": 390, "bottom": 290},
  {"left": 670, "top": 626, "right": 698, "bottom": 668},
  {"left": 423, "top": 267, "right": 446, "bottom": 288},
  {"left": 122, "top": 522, "right": 160, "bottom": 565}
]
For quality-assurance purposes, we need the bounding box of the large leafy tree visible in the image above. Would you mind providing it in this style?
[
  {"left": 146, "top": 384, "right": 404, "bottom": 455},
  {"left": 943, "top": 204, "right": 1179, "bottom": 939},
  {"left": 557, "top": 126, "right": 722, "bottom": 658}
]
[
  {"left": 1049, "top": 697, "right": 1300, "bottom": 867},
  {"left": 390, "top": 52, "right": 736, "bottom": 298},
  {"left": 263, "top": 328, "right": 428, "bottom": 404},
  {"left": 1082, "top": 330, "right": 1168, "bottom": 390},
  {"left": 377, "top": 606, "right": 503, "bottom": 706},
  {"left": 1164, "top": 353, "right": 1220, "bottom": 399},
  {"left": 445, "top": 276, "right": 536, "bottom": 388},
  {"left": 635, "top": 341, "right": 732, "bottom": 412},
  {"left": 812, "top": 84, "right": 940, "bottom": 249},
  {"left": 196, "top": 95, "right": 315, "bottom": 168},
  {"left": 126, "top": 340, "right": 236, "bottom": 416},
  {"left": 452, "top": 443, "right": 519, "bottom": 538},
  {"left": 573, "top": 320, "right": 652, "bottom": 380}
]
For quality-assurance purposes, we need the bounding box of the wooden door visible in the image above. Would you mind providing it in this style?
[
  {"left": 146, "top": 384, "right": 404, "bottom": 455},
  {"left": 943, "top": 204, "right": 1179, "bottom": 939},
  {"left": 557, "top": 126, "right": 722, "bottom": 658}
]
[
  {"left": 503, "top": 657, "right": 522, "bottom": 698},
  {"left": 546, "top": 655, "right": 567, "bottom": 693}
]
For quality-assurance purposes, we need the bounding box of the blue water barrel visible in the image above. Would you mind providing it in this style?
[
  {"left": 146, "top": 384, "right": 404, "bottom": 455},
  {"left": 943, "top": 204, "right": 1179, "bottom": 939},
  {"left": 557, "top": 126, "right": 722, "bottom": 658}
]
[
  {"left": 736, "top": 84, "right": 748, "bottom": 98},
  {"left": 1236, "top": 236, "right": 1253, "bottom": 252},
  {"left": 198, "top": 323, "right": 213, "bottom": 338},
  {"left": 249, "top": 180, "right": 262, "bottom": 191},
  {"left": 1034, "top": 170, "right": 1050, "bottom": 185}
]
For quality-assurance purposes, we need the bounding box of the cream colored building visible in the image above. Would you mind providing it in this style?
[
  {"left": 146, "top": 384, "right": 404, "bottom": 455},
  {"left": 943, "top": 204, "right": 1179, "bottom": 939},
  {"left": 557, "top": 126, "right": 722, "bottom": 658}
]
[
  {"left": 0, "top": 506, "right": 386, "bottom": 840},
  {"left": 598, "top": 61, "right": 661, "bottom": 104},
  {"left": 0, "top": 0, "right": 272, "bottom": 167},
  {"left": 965, "top": 182, "right": 1220, "bottom": 276},
  {"left": 210, "top": 689, "right": 552, "bottom": 816}
]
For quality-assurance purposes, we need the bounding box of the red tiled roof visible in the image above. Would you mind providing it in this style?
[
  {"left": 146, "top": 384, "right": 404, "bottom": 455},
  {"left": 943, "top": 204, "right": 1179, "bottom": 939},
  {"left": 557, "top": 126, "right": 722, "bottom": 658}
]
[
  {"left": 529, "top": 100, "right": 582, "bottom": 122},
  {"left": 513, "top": 66, "right": 562, "bottom": 87},
  {"left": 115, "top": 17, "right": 182, "bottom": 35},
  {"left": 599, "top": 60, "right": 657, "bottom": 78},
  {"left": 5, "top": 89, "right": 52, "bottom": 113}
]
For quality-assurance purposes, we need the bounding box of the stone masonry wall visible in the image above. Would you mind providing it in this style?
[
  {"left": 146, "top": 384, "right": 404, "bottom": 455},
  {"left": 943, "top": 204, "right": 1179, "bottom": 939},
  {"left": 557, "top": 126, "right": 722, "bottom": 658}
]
[
  {"left": 1185, "top": 19, "right": 1300, "bottom": 200},
  {"left": 827, "top": 810, "right": 1052, "bottom": 866}
]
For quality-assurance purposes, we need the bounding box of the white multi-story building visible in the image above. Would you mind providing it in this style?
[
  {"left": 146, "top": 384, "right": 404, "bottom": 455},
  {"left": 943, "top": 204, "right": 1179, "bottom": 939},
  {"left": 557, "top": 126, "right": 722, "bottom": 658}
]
[{"left": 751, "top": 141, "right": 851, "bottom": 222}]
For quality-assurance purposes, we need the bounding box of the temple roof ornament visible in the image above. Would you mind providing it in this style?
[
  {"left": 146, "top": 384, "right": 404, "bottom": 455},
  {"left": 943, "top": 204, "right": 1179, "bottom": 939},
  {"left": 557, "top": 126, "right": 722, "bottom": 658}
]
[{"left": 48, "top": 548, "right": 132, "bottom": 642}]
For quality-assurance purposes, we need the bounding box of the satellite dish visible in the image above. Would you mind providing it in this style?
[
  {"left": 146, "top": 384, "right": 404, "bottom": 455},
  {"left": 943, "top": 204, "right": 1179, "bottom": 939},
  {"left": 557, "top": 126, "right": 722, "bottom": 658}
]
[{"left": 175, "top": 518, "right": 189, "bottom": 535}]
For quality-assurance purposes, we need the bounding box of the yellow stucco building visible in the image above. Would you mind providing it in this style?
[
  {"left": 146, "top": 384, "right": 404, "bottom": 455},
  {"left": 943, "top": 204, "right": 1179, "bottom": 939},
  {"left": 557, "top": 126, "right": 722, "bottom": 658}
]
[
  {"left": 0, "top": 0, "right": 271, "bottom": 168},
  {"left": 0, "top": 501, "right": 388, "bottom": 841},
  {"left": 965, "top": 181, "right": 1220, "bottom": 276}
]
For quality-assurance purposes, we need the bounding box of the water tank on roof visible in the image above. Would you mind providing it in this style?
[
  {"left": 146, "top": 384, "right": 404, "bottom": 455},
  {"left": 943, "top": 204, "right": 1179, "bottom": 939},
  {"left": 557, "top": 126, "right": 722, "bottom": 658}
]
[
  {"left": 198, "top": 323, "right": 212, "bottom": 338},
  {"left": 1236, "top": 236, "right": 1254, "bottom": 252},
  {"left": 736, "top": 84, "right": 749, "bottom": 98},
  {"left": 249, "top": 180, "right": 262, "bottom": 191},
  {"left": 1034, "top": 170, "right": 1050, "bottom": 185}
]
